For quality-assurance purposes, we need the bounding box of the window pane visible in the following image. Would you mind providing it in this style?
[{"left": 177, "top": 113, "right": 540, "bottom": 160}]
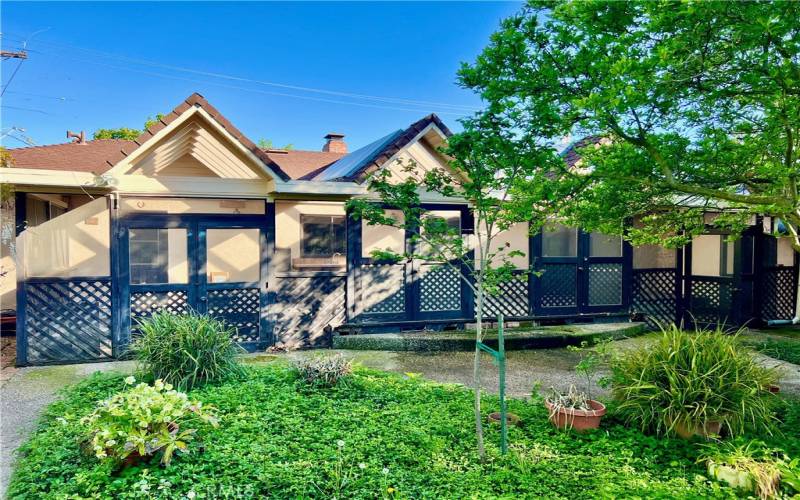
[
  {"left": 691, "top": 235, "right": 724, "bottom": 277},
  {"left": 297, "top": 215, "right": 346, "bottom": 268},
  {"left": 590, "top": 233, "right": 622, "bottom": 257},
  {"left": 129, "top": 228, "right": 188, "bottom": 284},
  {"left": 362, "top": 210, "right": 405, "bottom": 257},
  {"left": 542, "top": 224, "right": 577, "bottom": 257},
  {"left": 206, "top": 229, "right": 260, "bottom": 283}
]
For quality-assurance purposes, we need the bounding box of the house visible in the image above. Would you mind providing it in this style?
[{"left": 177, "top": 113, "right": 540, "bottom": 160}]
[{"left": 1, "top": 93, "right": 796, "bottom": 366}]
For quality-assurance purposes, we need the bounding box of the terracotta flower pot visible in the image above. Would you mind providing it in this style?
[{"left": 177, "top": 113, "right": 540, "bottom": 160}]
[
  {"left": 544, "top": 399, "right": 606, "bottom": 432},
  {"left": 488, "top": 412, "right": 521, "bottom": 427},
  {"left": 673, "top": 420, "right": 722, "bottom": 439}
]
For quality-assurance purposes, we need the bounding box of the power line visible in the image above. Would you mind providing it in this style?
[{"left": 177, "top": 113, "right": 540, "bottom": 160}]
[{"left": 1, "top": 32, "right": 479, "bottom": 112}]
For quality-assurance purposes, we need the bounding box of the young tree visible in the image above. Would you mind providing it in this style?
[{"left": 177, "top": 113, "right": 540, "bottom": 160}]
[
  {"left": 347, "top": 116, "right": 556, "bottom": 459},
  {"left": 459, "top": 1, "right": 800, "bottom": 320}
]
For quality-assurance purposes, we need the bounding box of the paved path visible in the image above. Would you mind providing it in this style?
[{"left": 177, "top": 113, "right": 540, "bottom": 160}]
[{"left": 0, "top": 361, "right": 134, "bottom": 497}]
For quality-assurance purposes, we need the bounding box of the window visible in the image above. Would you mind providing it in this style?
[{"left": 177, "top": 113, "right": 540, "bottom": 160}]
[
  {"left": 300, "top": 215, "right": 346, "bottom": 259},
  {"left": 590, "top": 233, "right": 622, "bottom": 257},
  {"left": 542, "top": 224, "right": 577, "bottom": 257},
  {"left": 206, "top": 228, "right": 260, "bottom": 283},
  {"left": 129, "top": 228, "right": 188, "bottom": 284}
]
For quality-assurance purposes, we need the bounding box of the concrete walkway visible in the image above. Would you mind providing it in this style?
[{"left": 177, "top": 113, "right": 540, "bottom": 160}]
[{"left": 0, "top": 361, "right": 135, "bottom": 496}]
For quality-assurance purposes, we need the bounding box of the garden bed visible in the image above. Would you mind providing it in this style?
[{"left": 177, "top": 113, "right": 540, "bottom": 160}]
[{"left": 9, "top": 362, "right": 800, "bottom": 498}]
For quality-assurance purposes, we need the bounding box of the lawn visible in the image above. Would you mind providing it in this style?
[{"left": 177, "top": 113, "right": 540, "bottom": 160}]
[
  {"left": 8, "top": 361, "right": 800, "bottom": 499},
  {"left": 743, "top": 327, "right": 800, "bottom": 365}
]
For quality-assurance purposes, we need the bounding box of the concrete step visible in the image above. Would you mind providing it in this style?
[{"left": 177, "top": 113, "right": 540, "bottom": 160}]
[{"left": 333, "top": 322, "right": 646, "bottom": 351}]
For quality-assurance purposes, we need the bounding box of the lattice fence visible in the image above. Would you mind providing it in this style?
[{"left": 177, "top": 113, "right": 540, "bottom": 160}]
[
  {"left": 588, "top": 263, "right": 623, "bottom": 306},
  {"left": 270, "top": 276, "right": 346, "bottom": 348},
  {"left": 538, "top": 264, "right": 577, "bottom": 308},
  {"left": 419, "top": 265, "right": 461, "bottom": 312},
  {"left": 25, "top": 279, "right": 113, "bottom": 364},
  {"left": 208, "top": 288, "right": 260, "bottom": 342},
  {"left": 359, "top": 264, "right": 406, "bottom": 315},
  {"left": 483, "top": 276, "right": 529, "bottom": 318},
  {"left": 130, "top": 290, "right": 190, "bottom": 325},
  {"left": 688, "top": 277, "right": 733, "bottom": 326},
  {"left": 632, "top": 269, "right": 677, "bottom": 328},
  {"left": 761, "top": 267, "right": 797, "bottom": 321}
]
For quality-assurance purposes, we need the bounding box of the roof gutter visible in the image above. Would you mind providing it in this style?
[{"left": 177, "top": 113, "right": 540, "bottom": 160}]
[{"left": 0, "top": 168, "right": 111, "bottom": 190}]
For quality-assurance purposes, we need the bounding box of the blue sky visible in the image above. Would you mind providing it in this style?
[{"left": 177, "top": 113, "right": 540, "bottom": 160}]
[{"left": 1, "top": 1, "right": 522, "bottom": 151}]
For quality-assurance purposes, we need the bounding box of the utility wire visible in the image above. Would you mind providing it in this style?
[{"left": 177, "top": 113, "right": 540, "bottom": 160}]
[
  {"left": 1, "top": 33, "right": 478, "bottom": 112},
  {"left": 26, "top": 49, "right": 472, "bottom": 117}
]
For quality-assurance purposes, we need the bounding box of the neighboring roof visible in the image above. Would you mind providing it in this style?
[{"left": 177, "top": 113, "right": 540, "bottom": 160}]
[
  {"left": 560, "top": 135, "right": 603, "bottom": 168},
  {"left": 8, "top": 139, "right": 134, "bottom": 173},
  {"left": 315, "top": 113, "right": 452, "bottom": 182},
  {"left": 263, "top": 149, "right": 346, "bottom": 180}
]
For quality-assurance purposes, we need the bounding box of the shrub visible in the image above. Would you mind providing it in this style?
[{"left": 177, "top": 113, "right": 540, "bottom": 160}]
[
  {"left": 80, "top": 377, "right": 218, "bottom": 466},
  {"left": 129, "top": 312, "right": 246, "bottom": 390},
  {"left": 293, "top": 353, "right": 352, "bottom": 388},
  {"left": 609, "top": 324, "right": 780, "bottom": 438}
]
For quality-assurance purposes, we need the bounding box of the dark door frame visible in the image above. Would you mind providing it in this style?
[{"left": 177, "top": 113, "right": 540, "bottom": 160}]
[{"left": 117, "top": 212, "right": 270, "bottom": 350}]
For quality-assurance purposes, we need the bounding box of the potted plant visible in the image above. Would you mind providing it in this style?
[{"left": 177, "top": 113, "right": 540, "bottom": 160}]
[{"left": 544, "top": 385, "right": 606, "bottom": 432}]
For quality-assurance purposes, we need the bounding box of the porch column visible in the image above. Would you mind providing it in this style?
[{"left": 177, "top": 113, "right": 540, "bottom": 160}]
[{"left": 14, "top": 191, "right": 27, "bottom": 366}]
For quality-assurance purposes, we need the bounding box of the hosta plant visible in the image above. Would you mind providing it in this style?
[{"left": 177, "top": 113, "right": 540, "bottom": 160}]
[
  {"left": 130, "top": 312, "right": 246, "bottom": 390},
  {"left": 609, "top": 324, "right": 780, "bottom": 438},
  {"left": 293, "top": 353, "right": 353, "bottom": 388},
  {"left": 80, "top": 377, "right": 218, "bottom": 466}
]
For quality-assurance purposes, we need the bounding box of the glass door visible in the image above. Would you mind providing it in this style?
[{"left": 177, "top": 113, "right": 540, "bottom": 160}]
[
  {"left": 199, "top": 222, "right": 268, "bottom": 348},
  {"left": 582, "top": 232, "right": 626, "bottom": 312},
  {"left": 121, "top": 215, "right": 269, "bottom": 349},
  {"left": 533, "top": 224, "right": 580, "bottom": 315}
]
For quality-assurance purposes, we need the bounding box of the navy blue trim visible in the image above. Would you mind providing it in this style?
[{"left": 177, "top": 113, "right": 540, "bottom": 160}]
[{"left": 15, "top": 191, "right": 27, "bottom": 366}]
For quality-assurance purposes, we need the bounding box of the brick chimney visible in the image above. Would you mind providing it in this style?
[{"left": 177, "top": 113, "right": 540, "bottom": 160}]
[{"left": 322, "top": 133, "right": 347, "bottom": 154}]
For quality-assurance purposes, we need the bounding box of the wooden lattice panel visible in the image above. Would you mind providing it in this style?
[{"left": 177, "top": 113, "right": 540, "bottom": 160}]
[
  {"left": 761, "top": 267, "right": 796, "bottom": 321},
  {"left": 360, "top": 264, "right": 406, "bottom": 314},
  {"left": 483, "top": 276, "right": 529, "bottom": 318},
  {"left": 25, "top": 279, "right": 112, "bottom": 363},
  {"left": 689, "top": 278, "right": 733, "bottom": 325},
  {"left": 131, "top": 290, "right": 190, "bottom": 326},
  {"left": 588, "top": 263, "right": 623, "bottom": 306},
  {"left": 539, "top": 264, "right": 577, "bottom": 308},
  {"left": 632, "top": 269, "right": 677, "bottom": 328},
  {"left": 208, "top": 288, "right": 260, "bottom": 342},
  {"left": 270, "top": 276, "right": 346, "bottom": 348},
  {"left": 419, "top": 265, "right": 461, "bottom": 312}
]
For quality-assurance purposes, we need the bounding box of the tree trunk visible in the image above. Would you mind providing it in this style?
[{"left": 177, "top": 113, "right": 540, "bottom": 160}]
[{"left": 474, "top": 288, "right": 485, "bottom": 461}]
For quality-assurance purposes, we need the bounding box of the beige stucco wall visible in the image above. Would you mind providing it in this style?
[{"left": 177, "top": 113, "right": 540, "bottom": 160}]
[
  {"left": 19, "top": 196, "right": 110, "bottom": 279},
  {"left": 121, "top": 197, "right": 265, "bottom": 215},
  {"left": 475, "top": 222, "right": 529, "bottom": 270},
  {"left": 777, "top": 237, "right": 795, "bottom": 266},
  {"left": 1, "top": 203, "right": 16, "bottom": 309},
  {"left": 691, "top": 234, "right": 726, "bottom": 276},
  {"left": 633, "top": 243, "right": 676, "bottom": 269}
]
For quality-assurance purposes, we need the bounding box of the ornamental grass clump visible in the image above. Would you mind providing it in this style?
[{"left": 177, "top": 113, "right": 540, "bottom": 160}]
[
  {"left": 609, "top": 324, "right": 780, "bottom": 438},
  {"left": 130, "top": 312, "right": 246, "bottom": 391},
  {"left": 81, "top": 377, "right": 218, "bottom": 467},
  {"left": 293, "top": 353, "right": 353, "bottom": 388}
]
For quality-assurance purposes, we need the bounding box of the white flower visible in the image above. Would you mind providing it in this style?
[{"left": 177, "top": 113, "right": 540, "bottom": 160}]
[
  {"left": 382, "top": 467, "right": 390, "bottom": 475},
  {"left": 125, "top": 376, "right": 136, "bottom": 385},
  {"left": 337, "top": 439, "right": 345, "bottom": 448},
  {"left": 56, "top": 417, "right": 68, "bottom": 426},
  {"left": 187, "top": 491, "right": 196, "bottom": 499},
  {"left": 358, "top": 463, "right": 366, "bottom": 470}
]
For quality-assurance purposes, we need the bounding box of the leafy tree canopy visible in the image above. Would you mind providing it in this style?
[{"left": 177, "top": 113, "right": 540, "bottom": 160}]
[
  {"left": 93, "top": 114, "right": 165, "bottom": 141},
  {"left": 459, "top": 0, "right": 800, "bottom": 252},
  {"left": 257, "top": 138, "right": 294, "bottom": 151}
]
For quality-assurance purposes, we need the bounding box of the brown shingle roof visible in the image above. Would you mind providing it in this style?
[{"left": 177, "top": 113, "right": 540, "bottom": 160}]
[
  {"left": 561, "top": 135, "right": 603, "bottom": 168},
  {"left": 8, "top": 139, "right": 134, "bottom": 173},
  {"left": 263, "top": 150, "right": 346, "bottom": 180}
]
